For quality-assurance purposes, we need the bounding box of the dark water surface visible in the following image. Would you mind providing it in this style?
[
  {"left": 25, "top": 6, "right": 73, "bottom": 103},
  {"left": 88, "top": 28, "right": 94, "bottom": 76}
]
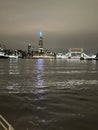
[{"left": 0, "top": 58, "right": 98, "bottom": 130}]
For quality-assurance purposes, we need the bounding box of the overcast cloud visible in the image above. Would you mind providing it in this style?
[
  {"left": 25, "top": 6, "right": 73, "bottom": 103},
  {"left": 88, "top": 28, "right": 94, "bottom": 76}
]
[{"left": 0, "top": 0, "right": 98, "bottom": 52}]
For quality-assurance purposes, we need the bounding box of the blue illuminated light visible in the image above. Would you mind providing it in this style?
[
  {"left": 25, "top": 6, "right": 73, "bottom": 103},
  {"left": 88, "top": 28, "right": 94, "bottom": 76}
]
[{"left": 40, "top": 32, "right": 43, "bottom": 37}]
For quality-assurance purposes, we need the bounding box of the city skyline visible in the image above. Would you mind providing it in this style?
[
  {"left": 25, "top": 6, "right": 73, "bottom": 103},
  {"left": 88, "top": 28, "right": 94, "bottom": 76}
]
[{"left": 0, "top": 0, "right": 98, "bottom": 53}]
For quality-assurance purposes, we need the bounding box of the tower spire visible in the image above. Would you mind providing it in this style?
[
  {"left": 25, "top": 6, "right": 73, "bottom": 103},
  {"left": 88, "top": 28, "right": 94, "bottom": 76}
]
[
  {"left": 39, "top": 31, "right": 43, "bottom": 53},
  {"left": 40, "top": 31, "right": 43, "bottom": 38}
]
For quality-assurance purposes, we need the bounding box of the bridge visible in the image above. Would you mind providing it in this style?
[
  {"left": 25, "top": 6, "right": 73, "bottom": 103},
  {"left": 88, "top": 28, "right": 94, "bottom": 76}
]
[
  {"left": 65, "top": 48, "right": 92, "bottom": 59},
  {"left": 56, "top": 48, "right": 96, "bottom": 59}
]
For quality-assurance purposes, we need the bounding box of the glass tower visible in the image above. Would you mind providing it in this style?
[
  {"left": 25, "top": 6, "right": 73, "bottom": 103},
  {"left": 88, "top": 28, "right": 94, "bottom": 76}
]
[{"left": 39, "top": 32, "right": 43, "bottom": 53}]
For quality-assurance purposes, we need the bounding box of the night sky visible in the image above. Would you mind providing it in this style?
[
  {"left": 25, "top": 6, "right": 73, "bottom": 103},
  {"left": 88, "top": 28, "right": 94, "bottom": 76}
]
[{"left": 0, "top": 0, "right": 98, "bottom": 53}]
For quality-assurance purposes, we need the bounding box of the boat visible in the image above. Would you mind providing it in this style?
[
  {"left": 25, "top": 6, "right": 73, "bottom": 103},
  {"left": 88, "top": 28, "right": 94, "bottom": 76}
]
[
  {"left": 81, "top": 55, "right": 96, "bottom": 60},
  {"left": 56, "top": 53, "right": 67, "bottom": 59},
  {"left": 8, "top": 55, "right": 18, "bottom": 59},
  {"left": 94, "top": 53, "right": 98, "bottom": 60},
  {"left": 0, "top": 51, "right": 9, "bottom": 59},
  {"left": 32, "top": 55, "right": 55, "bottom": 59},
  {"left": 0, "top": 51, "right": 18, "bottom": 59}
]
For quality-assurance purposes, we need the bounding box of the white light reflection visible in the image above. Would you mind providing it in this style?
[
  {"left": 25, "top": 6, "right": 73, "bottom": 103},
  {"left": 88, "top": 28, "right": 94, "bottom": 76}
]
[
  {"left": 9, "top": 59, "right": 19, "bottom": 75},
  {"left": 7, "top": 59, "right": 20, "bottom": 93},
  {"left": 36, "top": 59, "right": 44, "bottom": 89}
]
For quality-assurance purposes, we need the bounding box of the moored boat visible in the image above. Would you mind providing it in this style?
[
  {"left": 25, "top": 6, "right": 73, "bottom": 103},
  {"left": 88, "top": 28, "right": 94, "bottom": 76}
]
[
  {"left": 0, "top": 51, "right": 9, "bottom": 59},
  {"left": 0, "top": 52, "right": 18, "bottom": 59}
]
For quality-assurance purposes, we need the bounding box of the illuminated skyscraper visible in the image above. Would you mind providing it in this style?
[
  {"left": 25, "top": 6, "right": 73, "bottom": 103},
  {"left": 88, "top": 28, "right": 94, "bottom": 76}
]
[{"left": 38, "top": 32, "right": 43, "bottom": 53}]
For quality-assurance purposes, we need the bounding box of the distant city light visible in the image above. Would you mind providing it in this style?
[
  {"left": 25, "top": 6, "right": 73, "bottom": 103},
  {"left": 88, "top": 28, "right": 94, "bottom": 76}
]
[{"left": 40, "top": 32, "right": 43, "bottom": 37}]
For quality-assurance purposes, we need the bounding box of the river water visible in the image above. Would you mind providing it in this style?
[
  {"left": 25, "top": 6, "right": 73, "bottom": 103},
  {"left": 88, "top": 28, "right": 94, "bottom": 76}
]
[{"left": 0, "top": 58, "right": 98, "bottom": 130}]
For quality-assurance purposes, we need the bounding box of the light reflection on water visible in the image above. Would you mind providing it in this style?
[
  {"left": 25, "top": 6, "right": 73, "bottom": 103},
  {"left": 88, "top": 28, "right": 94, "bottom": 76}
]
[
  {"left": 36, "top": 59, "right": 44, "bottom": 87},
  {"left": 9, "top": 59, "right": 19, "bottom": 75},
  {"left": 35, "top": 59, "right": 46, "bottom": 94},
  {"left": 0, "top": 59, "right": 98, "bottom": 130},
  {"left": 0, "top": 59, "right": 98, "bottom": 93}
]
